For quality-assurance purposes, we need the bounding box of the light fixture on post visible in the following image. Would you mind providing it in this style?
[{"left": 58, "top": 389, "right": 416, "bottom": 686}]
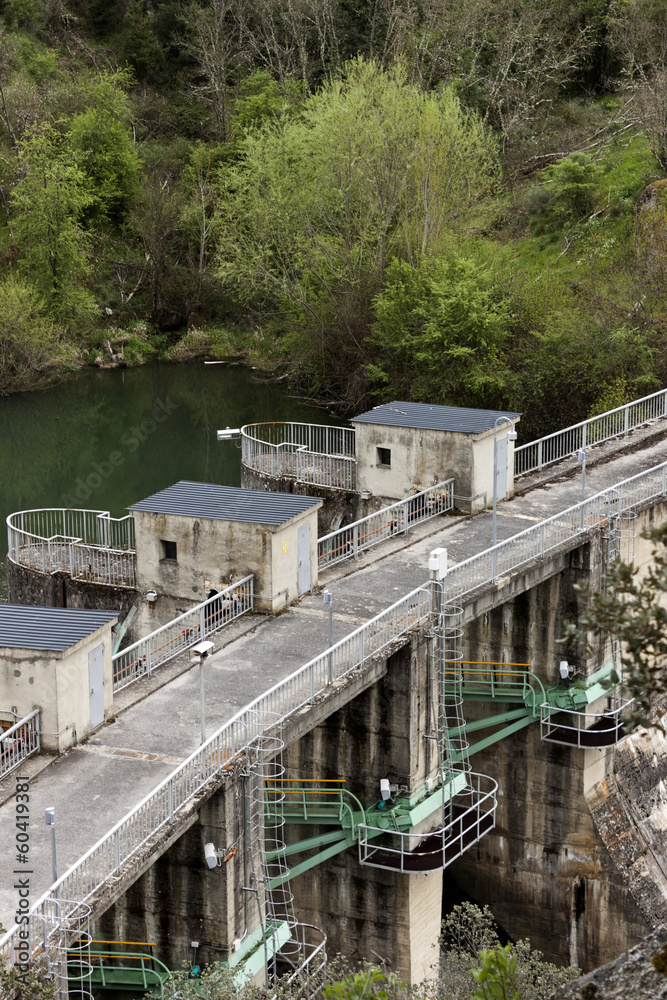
[
  {"left": 191, "top": 640, "right": 214, "bottom": 745},
  {"left": 577, "top": 447, "right": 587, "bottom": 512},
  {"left": 323, "top": 590, "right": 333, "bottom": 683},
  {"left": 559, "top": 660, "right": 575, "bottom": 681},
  {"left": 492, "top": 418, "right": 518, "bottom": 572},
  {"left": 45, "top": 807, "right": 57, "bottom": 887}
]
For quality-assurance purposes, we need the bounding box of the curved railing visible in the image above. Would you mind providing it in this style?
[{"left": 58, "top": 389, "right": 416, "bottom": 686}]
[
  {"left": 281, "top": 923, "right": 327, "bottom": 995},
  {"left": 241, "top": 422, "right": 356, "bottom": 491},
  {"left": 0, "top": 585, "right": 432, "bottom": 967},
  {"left": 6, "top": 508, "right": 136, "bottom": 588},
  {"left": 540, "top": 699, "right": 634, "bottom": 748},
  {"left": 358, "top": 772, "right": 497, "bottom": 873},
  {"left": 454, "top": 663, "right": 547, "bottom": 717}
]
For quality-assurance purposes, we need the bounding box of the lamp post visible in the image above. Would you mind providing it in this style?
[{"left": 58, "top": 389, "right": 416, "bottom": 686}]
[
  {"left": 191, "top": 641, "right": 214, "bottom": 745},
  {"left": 45, "top": 807, "right": 57, "bottom": 887},
  {"left": 323, "top": 590, "right": 333, "bottom": 683},
  {"left": 577, "top": 447, "right": 586, "bottom": 503},
  {"left": 492, "top": 417, "right": 518, "bottom": 550},
  {"left": 577, "top": 447, "right": 587, "bottom": 528}
]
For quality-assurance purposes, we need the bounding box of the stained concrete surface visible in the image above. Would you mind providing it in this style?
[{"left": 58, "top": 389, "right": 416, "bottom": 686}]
[{"left": 0, "top": 431, "right": 666, "bottom": 932}]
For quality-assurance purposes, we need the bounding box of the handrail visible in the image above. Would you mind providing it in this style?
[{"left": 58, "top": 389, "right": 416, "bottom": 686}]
[
  {"left": 241, "top": 421, "right": 356, "bottom": 491},
  {"left": 0, "top": 709, "right": 41, "bottom": 780},
  {"left": 515, "top": 387, "right": 667, "bottom": 477},
  {"left": 266, "top": 785, "right": 365, "bottom": 840},
  {"left": 4, "top": 458, "right": 667, "bottom": 965},
  {"left": 318, "top": 479, "right": 455, "bottom": 570},
  {"left": 440, "top": 459, "right": 667, "bottom": 595},
  {"left": 358, "top": 772, "right": 498, "bottom": 873},
  {"left": 452, "top": 665, "right": 547, "bottom": 716},
  {"left": 112, "top": 575, "right": 254, "bottom": 692},
  {"left": 0, "top": 585, "right": 432, "bottom": 965},
  {"left": 540, "top": 699, "right": 634, "bottom": 748},
  {"left": 6, "top": 507, "right": 136, "bottom": 588}
]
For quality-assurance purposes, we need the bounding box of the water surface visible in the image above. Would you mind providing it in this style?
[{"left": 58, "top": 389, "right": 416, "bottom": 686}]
[{"left": 0, "top": 363, "right": 341, "bottom": 596}]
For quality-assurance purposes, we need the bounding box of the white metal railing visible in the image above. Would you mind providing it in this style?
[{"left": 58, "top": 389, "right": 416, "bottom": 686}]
[
  {"left": 515, "top": 387, "right": 667, "bottom": 477},
  {"left": 540, "top": 699, "right": 634, "bottom": 748},
  {"left": 318, "top": 479, "right": 455, "bottom": 570},
  {"left": 443, "top": 460, "right": 667, "bottom": 594},
  {"left": 282, "top": 923, "right": 327, "bottom": 992},
  {"left": 358, "top": 773, "right": 497, "bottom": 873},
  {"left": 6, "top": 508, "right": 136, "bottom": 588},
  {"left": 241, "top": 422, "right": 356, "bottom": 491},
  {"left": 0, "top": 585, "right": 431, "bottom": 965},
  {"left": 112, "top": 576, "right": 254, "bottom": 692},
  {"left": 0, "top": 710, "right": 40, "bottom": 779},
  {"left": 5, "top": 459, "right": 667, "bottom": 965}
]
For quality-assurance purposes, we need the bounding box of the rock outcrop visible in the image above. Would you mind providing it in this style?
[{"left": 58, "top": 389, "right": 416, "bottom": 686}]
[{"left": 551, "top": 922, "right": 667, "bottom": 999}]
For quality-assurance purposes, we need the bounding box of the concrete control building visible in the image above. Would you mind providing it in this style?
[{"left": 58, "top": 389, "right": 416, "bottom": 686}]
[
  {"left": 0, "top": 604, "right": 118, "bottom": 752},
  {"left": 351, "top": 401, "right": 521, "bottom": 513},
  {"left": 129, "top": 480, "right": 323, "bottom": 616}
]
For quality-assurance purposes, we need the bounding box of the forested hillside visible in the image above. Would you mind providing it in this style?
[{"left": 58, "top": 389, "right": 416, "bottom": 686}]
[{"left": 1, "top": 0, "right": 667, "bottom": 437}]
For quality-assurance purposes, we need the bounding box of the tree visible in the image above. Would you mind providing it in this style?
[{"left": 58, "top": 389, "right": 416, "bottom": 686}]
[
  {"left": 216, "top": 57, "right": 497, "bottom": 407},
  {"left": 182, "top": 0, "right": 244, "bottom": 141},
  {"left": 438, "top": 903, "right": 580, "bottom": 1000},
  {"left": 367, "top": 248, "right": 511, "bottom": 410},
  {"left": 564, "top": 521, "right": 667, "bottom": 732},
  {"left": 0, "top": 274, "right": 74, "bottom": 394},
  {"left": 11, "top": 123, "right": 96, "bottom": 326},
  {"left": 66, "top": 71, "right": 139, "bottom": 224},
  {"left": 608, "top": 0, "right": 667, "bottom": 171},
  {"left": 472, "top": 946, "right": 520, "bottom": 1000}
]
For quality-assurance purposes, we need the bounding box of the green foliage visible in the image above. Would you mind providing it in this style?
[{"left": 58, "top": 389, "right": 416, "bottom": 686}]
[
  {"left": 324, "top": 967, "right": 406, "bottom": 1000},
  {"left": 439, "top": 903, "right": 580, "bottom": 1000},
  {"left": 563, "top": 522, "right": 667, "bottom": 731},
  {"left": 120, "top": 0, "right": 164, "bottom": 80},
  {"left": 368, "top": 250, "right": 510, "bottom": 409},
  {"left": 66, "top": 71, "right": 139, "bottom": 223},
  {"left": 217, "top": 57, "right": 497, "bottom": 406},
  {"left": 472, "top": 946, "right": 520, "bottom": 1000},
  {"left": 0, "top": 273, "right": 75, "bottom": 394},
  {"left": 11, "top": 123, "right": 96, "bottom": 327},
  {"left": 0, "top": 957, "right": 56, "bottom": 1000},
  {"left": 529, "top": 153, "right": 603, "bottom": 235}
]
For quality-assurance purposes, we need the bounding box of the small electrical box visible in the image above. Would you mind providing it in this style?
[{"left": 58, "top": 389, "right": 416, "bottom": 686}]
[{"left": 429, "top": 548, "right": 448, "bottom": 580}]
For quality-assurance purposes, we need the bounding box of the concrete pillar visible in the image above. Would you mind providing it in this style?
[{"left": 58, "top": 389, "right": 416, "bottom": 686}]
[{"left": 284, "top": 635, "right": 442, "bottom": 985}]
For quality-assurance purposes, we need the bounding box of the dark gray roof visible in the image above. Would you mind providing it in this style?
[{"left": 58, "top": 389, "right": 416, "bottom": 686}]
[
  {"left": 352, "top": 401, "right": 521, "bottom": 434},
  {"left": 128, "top": 481, "right": 322, "bottom": 526},
  {"left": 0, "top": 605, "right": 118, "bottom": 652}
]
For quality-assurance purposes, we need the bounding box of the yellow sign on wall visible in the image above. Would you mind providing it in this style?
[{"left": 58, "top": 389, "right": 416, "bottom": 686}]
[{"left": 282, "top": 542, "right": 288, "bottom": 554}]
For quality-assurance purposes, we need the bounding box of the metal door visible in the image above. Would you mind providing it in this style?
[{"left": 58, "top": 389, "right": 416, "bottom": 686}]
[
  {"left": 495, "top": 436, "right": 508, "bottom": 502},
  {"left": 89, "top": 644, "right": 104, "bottom": 730},
  {"left": 297, "top": 524, "right": 311, "bottom": 596}
]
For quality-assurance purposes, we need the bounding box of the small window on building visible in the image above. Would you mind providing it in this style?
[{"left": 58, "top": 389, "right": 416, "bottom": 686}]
[
  {"left": 377, "top": 447, "right": 391, "bottom": 467},
  {"left": 161, "top": 539, "right": 177, "bottom": 561}
]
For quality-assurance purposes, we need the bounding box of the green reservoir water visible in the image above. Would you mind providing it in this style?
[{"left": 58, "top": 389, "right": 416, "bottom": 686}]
[{"left": 0, "top": 362, "right": 340, "bottom": 598}]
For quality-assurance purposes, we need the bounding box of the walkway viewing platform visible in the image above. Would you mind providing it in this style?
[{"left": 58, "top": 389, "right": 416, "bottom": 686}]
[
  {"left": 241, "top": 387, "right": 667, "bottom": 491},
  {"left": 6, "top": 508, "right": 136, "bottom": 588},
  {"left": 1, "top": 423, "right": 667, "bottom": 949},
  {"left": 242, "top": 421, "right": 356, "bottom": 490}
]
